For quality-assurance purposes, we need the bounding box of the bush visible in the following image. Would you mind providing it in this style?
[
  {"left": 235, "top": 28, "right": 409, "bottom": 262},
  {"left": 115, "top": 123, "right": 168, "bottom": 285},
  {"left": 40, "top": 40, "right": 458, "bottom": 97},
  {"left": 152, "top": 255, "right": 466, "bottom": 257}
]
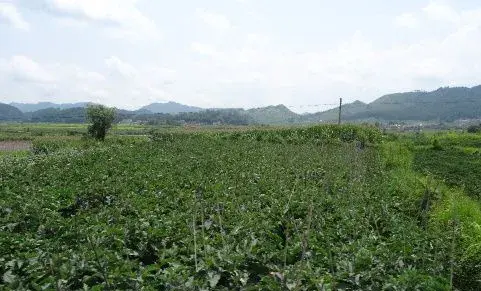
[
  {"left": 32, "top": 140, "right": 61, "bottom": 155},
  {"left": 86, "top": 105, "right": 116, "bottom": 141},
  {"left": 432, "top": 139, "right": 443, "bottom": 150},
  {"left": 467, "top": 124, "right": 481, "bottom": 133}
]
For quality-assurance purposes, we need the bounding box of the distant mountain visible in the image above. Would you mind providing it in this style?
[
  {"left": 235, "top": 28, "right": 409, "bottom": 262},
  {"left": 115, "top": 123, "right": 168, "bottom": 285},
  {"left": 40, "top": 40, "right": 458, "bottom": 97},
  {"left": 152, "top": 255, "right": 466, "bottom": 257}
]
[
  {"left": 10, "top": 102, "right": 90, "bottom": 112},
  {"left": 0, "top": 103, "right": 24, "bottom": 121},
  {"left": 25, "top": 107, "right": 87, "bottom": 123},
  {"left": 347, "top": 86, "right": 481, "bottom": 122},
  {"left": 24, "top": 107, "right": 150, "bottom": 123},
  {"left": 303, "top": 100, "right": 368, "bottom": 122},
  {"left": 140, "top": 102, "right": 202, "bottom": 114},
  {"left": 246, "top": 105, "right": 300, "bottom": 124},
  {"left": 299, "top": 86, "right": 481, "bottom": 123},
  {"left": 3, "top": 85, "right": 481, "bottom": 124}
]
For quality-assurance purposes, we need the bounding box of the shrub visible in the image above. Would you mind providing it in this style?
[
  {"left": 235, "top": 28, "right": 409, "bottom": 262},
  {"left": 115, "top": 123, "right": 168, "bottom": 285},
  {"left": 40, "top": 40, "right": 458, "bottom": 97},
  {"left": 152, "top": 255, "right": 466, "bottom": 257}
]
[
  {"left": 467, "top": 124, "right": 481, "bottom": 133},
  {"left": 432, "top": 139, "right": 443, "bottom": 150},
  {"left": 86, "top": 105, "right": 116, "bottom": 141}
]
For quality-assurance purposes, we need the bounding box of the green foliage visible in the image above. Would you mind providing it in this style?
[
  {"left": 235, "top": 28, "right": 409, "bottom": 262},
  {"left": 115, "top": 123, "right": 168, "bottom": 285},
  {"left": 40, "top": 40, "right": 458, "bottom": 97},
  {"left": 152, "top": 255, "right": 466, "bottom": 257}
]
[
  {"left": 431, "top": 139, "right": 443, "bottom": 150},
  {"left": 86, "top": 105, "right": 116, "bottom": 141},
  {"left": 405, "top": 131, "right": 481, "bottom": 290},
  {"left": 385, "top": 270, "right": 449, "bottom": 290},
  {"left": 431, "top": 191, "right": 481, "bottom": 290},
  {"left": 138, "top": 109, "right": 251, "bottom": 126},
  {"left": 414, "top": 146, "right": 481, "bottom": 199},
  {"left": 31, "top": 139, "right": 62, "bottom": 155},
  {"left": 0, "top": 127, "right": 478, "bottom": 289},
  {"left": 0, "top": 123, "right": 148, "bottom": 141},
  {"left": 4, "top": 125, "right": 481, "bottom": 290},
  {"left": 467, "top": 123, "right": 481, "bottom": 133},
  {"left": 150, "top": 124, "right": 382, "bottom": 147}
]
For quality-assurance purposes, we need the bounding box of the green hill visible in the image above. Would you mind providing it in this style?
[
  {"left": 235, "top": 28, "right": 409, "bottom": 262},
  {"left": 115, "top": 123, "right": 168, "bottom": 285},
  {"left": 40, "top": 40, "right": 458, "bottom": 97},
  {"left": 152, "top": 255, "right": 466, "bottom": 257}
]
[
  {"left": 5, "top": 85, "right": 481, "bottom": 124},
  {"left": 246, "top": 105, "right": 300, "bottom": 124},
  {"left": 10, "top": 102, "right": 89, "bottom": 112},
  {"left": 350, "top": 86, "right": 481, "bottom": 121},
  {"left": 140, "top": 102, "right": 202, "bottom": 114},
  {"left": 300, "top": 86, "right": 481, "bottom": 123},
  {"left": 303, "top": 100, "right": 368, "bottom": 122},
  {"left": 0, "top": 103, "right": 24, "bottom": 121},
  {"left": 26, "top": 107, "right": 87, "bottom": 123}
]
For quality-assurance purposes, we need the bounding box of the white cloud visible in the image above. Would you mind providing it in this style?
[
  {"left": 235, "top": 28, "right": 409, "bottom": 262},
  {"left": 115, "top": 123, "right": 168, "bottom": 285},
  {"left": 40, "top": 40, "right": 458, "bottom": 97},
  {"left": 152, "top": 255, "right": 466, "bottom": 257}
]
[
  {"left": 105, "top": 56, "right": 138, "bottom": 78},
  {"left": 77, "top": 70, "right": 106, "bottom": 83},
  {"left": 26, "top": 0, "right": 158, "bottom": 39},
  {"left": 423, "top": 2, "right": 459, "bottom": 23},
  {"left": 190, "top": 42, "right": 219, "bottom": 56},
  {"left": 3, "top": 1, "right": 481, "bottom": 111},
  {"left": 394, "top": 13, "right": 418, "bottom": 28},
  {"left": 0, "top": 2, "right": 29, "bottom": 30},
  {"left": 196, "top": 9, "right": 232, "bottom": 31},
  {"left": 0, "top": 55, "right": 177, "bottom": 108},
  {"left": 2, "top": 55, "right": 55, "bottom": 83},
  {"left": 182, "top": 8, "right": 481, "bottom": 109}
]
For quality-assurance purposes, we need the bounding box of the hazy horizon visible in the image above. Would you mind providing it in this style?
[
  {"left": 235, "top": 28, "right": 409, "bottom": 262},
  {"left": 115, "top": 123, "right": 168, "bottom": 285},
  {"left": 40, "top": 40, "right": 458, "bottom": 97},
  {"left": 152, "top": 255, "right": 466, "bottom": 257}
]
[{"left": 1, "top": 0, "right": 481, "bottom": 113}]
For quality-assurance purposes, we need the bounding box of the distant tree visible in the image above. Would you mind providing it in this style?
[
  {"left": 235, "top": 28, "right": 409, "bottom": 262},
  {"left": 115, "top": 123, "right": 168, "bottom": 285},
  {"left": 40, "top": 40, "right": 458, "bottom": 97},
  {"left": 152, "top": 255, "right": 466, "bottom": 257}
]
[
  {"left": 467, "top": 124, "right": 481, "bottom": 133},
  {"left": 86, "top": 105, "right": 116, "bottom": 140}
]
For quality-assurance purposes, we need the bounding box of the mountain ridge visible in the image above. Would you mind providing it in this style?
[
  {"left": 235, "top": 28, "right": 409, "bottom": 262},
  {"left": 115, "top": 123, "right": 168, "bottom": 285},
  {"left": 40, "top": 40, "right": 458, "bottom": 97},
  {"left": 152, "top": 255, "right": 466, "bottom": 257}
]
[
  {"left": 3, "top": 85, "right": 481, "bottom": 123},
  {"left": 139, "top": 101, "right": 202, "bottom": 114},
  {"left": 10, "top": 102, "right": 90, "bottom": 112},
  {"left": 0, "top": 103, "right": 24, "bottom": 121}
]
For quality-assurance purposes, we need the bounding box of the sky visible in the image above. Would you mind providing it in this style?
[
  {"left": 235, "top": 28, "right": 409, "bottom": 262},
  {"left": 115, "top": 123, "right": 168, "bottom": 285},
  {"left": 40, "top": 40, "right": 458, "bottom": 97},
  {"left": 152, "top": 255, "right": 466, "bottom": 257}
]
[{"left": 1, "top": 0, "right": 481, "bottom": 112}]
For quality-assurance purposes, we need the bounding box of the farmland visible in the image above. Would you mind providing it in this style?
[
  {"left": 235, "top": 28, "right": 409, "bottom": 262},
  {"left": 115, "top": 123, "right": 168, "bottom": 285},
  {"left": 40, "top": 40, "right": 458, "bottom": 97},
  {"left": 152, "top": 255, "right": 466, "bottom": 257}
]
[{"left": 1, "top": 124, "right": 480, "bottom": 290}]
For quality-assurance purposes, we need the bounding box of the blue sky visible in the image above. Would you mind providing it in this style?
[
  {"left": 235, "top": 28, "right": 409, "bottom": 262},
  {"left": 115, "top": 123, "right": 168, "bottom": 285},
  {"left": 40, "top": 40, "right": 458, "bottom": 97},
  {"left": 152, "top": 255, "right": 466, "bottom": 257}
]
[{"left": 1, "top": 0, "right": 481, "bottom": 112}]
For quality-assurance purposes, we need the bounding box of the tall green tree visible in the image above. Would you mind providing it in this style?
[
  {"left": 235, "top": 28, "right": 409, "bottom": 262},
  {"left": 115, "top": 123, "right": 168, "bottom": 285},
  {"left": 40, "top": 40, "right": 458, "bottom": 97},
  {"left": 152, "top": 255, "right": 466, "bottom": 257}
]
[{"left": 86, "top": 105, "right": 116, "bottom": 140}]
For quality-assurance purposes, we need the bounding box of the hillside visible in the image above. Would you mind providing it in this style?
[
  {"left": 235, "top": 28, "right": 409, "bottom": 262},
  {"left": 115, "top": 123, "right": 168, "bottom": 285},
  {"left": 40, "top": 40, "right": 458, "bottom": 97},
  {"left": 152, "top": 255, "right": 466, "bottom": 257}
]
[
  {"left": 3, "top": 85, "right": 481, "bottom": 124},
  {"left": 302, "top": 100, "right": 368, "bottom": 122},
  {"left": 24, "top": 107, "right": 150, "bottom": 123},
  {"left": 298, "top": 86, "right": 481, "bottom": 123},
  {"left": 11, "top": 102, "right": 89, "bottom": 112},
  {"left": 140, "top": 102, "right": 202, "bottom": 114},
  {"left": 26, "top": 107, "right": 87, "bottom": 123},
  {"left": 246, "top": 104, "right": 299, "bottom": 124},
  {"left": 0, "top": 103, "right": 24, "bottom": 121},
  {"left": 349, "top": 86, "right": 481, "bottom": 121}
]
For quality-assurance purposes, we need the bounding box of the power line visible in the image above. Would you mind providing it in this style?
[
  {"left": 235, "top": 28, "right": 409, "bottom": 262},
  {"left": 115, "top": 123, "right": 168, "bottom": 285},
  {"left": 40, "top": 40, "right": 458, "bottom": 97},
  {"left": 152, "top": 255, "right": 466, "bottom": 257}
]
[
  {"left": 287, "top": 103, "right": 338, "bottom": 108},
  {"left": 286, "top": 99, "right": 481, "bottom": 108}
]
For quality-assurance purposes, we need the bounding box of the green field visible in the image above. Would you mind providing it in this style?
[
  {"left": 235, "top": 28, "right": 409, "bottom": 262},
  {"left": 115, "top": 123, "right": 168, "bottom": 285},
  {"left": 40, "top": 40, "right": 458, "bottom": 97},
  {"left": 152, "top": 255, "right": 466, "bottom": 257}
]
[
  {"left": 0, "top": 123, "right": 149, "bottom": 141},
  {"left": 1, "top": 125, "right": 480, "bottom": 290}
]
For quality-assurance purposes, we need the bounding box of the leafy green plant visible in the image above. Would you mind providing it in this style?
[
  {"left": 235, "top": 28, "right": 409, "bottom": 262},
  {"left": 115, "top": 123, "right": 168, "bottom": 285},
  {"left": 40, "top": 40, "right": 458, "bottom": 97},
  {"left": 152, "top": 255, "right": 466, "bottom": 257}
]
[
  {"left": 0, "top": 126, "right": 473, "bottom": 290},
  {"left": 432, "top": 139, "right": 443, "bottom": 150},
  {"left": 86, "top": 105, "right": 116, "bottom": 141}
]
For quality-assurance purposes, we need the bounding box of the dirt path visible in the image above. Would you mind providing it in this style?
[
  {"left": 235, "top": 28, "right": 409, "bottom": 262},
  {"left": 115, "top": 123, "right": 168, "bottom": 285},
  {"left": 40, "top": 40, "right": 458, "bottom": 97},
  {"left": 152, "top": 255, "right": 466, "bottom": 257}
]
[{"left": 0, "top": 141, "right": 32, "bottom": 151}]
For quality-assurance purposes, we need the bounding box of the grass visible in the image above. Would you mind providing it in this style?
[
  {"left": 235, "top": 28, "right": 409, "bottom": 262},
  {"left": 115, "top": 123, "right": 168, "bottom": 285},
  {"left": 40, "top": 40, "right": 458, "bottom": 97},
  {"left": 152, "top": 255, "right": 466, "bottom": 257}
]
[
  {"left": 397, "top": 131, "right": 481, "bottom": 289},
  {"left": 0, "top": 123, "right": 149, "bottom": 141},
  {"left": 413, "top": 146, "right": 481, "bottom": 199},
  {"left": 0, "top": 124, "right": 479, "bottom": 289}
]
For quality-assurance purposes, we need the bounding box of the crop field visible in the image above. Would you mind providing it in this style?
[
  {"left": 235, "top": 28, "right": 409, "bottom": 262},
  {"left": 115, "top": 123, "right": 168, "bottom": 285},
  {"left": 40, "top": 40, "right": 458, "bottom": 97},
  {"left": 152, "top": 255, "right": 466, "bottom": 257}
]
[
  {"left": 411, "top": 133, "right": 481, "bottom": 199},
  {"left": 1, "top": 125, "right": 480, "bottom": 290},
  {"left": 0, "top": 123, "right": 149, "bottom": 141}
]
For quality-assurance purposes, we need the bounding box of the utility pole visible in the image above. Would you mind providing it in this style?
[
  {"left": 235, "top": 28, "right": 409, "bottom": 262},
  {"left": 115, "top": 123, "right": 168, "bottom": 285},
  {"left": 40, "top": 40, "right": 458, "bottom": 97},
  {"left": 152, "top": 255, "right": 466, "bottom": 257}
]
[{"left": 338, "top": 97, "right": 342, "bottom": 125}]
